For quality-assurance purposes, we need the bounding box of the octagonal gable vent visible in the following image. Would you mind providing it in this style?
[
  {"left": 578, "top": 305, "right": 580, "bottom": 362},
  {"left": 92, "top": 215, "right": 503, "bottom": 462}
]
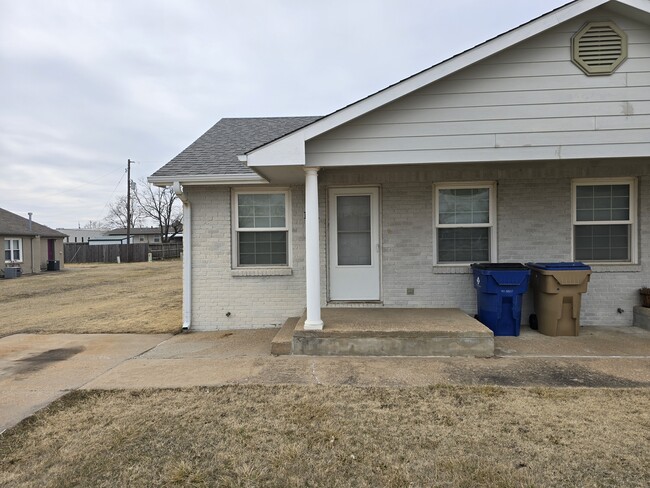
[{"left": 572, "top": 21, "right": 627, "bottom": 75}]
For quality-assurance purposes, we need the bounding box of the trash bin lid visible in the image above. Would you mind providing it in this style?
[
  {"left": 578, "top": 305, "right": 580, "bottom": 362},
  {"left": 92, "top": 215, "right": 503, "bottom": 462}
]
[
  {"left": 471, "top": 263, "right": 528, "bottom": 270},
  {"left": 527, "top": 262, "right": 591, "bottom": 271}
]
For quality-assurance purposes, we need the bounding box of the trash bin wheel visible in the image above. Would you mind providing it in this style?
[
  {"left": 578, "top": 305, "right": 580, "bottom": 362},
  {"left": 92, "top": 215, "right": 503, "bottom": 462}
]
[{"left": 529, "top": 314, "right": 538, "bottom": 330}]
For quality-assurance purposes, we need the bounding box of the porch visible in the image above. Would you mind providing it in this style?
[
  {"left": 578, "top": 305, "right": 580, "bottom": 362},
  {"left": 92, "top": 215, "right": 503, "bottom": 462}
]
[{"left": 272, "top": 308, "right": 494, "bottom": 357}]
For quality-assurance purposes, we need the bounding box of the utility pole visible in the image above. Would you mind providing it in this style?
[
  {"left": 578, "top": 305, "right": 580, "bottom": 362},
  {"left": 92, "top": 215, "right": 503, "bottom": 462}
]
[{"left": 126, "top": 159, "right": 133, "bottom": 262}]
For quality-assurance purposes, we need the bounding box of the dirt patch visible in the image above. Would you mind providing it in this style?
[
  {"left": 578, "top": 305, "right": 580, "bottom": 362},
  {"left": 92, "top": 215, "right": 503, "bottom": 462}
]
[
  {"left": 0, "top": 261, "right": 182, "bottom": 337},
  {"left": 1, "top": 385, "right": 648, "bottom": 487},
  {"left": 447, "top": 358, "right": 650, "bottom": 388}
]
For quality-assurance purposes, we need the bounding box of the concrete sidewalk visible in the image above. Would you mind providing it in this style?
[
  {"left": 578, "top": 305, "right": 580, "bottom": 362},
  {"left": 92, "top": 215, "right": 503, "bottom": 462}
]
[
  {"left": 83, "top": 326, "right": 650, "bottom": 389},
  {"left": 0, "top": 333, "right": 172, "bottom": 431},
  {"left": 2, "top": 327, "right": 649, "bottom": 431}
]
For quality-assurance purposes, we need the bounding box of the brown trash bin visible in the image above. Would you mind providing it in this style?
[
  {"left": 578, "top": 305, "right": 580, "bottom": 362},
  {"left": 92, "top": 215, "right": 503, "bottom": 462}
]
[{"left": 527, "top": 262, "right": 592, "bottom": 337}]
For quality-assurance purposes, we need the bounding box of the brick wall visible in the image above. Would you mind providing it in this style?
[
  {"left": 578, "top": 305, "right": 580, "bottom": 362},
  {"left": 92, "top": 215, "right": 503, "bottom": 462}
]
[
  {"left": 187, "top": 159, "right": 649, "bottom": 329},
  {"left": 188, "top": 185, "right": 307, "bottom": 330}
]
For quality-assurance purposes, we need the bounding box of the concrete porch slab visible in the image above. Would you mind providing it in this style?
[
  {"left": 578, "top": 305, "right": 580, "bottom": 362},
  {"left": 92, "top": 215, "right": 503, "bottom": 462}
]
[
  {"left": 292, "top": 308, "right": 494, "bottom": 357},
  {"left": 271, "top": 317, "right": 299, "bottom": 356}
]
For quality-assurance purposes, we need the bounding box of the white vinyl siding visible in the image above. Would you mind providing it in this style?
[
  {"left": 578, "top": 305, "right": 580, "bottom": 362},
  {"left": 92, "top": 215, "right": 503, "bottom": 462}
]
[
  {"left": 305, "top": 9, "right": 650, "bottom": 166},
  {"left": 572, "top": 178, "right": 637, "bottom": 263},
  {"left": 4, "top": 238, "right": 23, "bottom": 263},
  {"left": 232, "top": 189, "right": 291, "bottom": 267},
  {"left": 433, "top": 182, "right": 497, "bottom": 265}
]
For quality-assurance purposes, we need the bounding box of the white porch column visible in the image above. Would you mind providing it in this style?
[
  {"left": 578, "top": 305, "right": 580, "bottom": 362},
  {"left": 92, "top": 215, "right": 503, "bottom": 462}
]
[{"left": 304, "top": 167, "right": 323, "bottom": 330}]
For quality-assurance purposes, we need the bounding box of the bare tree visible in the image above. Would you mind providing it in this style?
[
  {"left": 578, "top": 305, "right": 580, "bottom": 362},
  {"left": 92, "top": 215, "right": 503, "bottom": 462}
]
[
  {"left": 82, "top": 220, "right": 109, "bottom": 230},
  {"left": 103, "top": 195, "right": 144, "bottom": 230},
  {"left": 133, "top": 178, "right": 182, "bottom": 242}
]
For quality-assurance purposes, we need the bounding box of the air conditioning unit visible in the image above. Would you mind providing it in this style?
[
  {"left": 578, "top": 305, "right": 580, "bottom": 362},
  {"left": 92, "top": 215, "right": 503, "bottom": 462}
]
[{"left": 3, "top": 267, "right": 22, "bottom": 279}]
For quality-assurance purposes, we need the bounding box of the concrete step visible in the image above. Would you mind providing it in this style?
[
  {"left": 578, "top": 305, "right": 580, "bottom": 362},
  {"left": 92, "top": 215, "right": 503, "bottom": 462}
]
[
  {"left": 293, "top": 308, "right": 494, "bottom": 357},
  {"left": 271, "top": 317, "right": 300, "bottom": 356}
]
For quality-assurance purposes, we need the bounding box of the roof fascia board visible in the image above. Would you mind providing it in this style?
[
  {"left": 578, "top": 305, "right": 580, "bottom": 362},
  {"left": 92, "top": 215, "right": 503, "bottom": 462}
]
[
  {"left": 148, "top": 173, "right": 268, "bottom": 187},
  {"left": 246, "top": 0, "right": 613, "bottom": 167}
]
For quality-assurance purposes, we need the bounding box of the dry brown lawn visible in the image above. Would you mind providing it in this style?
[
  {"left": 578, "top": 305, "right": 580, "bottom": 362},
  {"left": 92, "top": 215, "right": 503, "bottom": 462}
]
[
  {"left": 0, "top": 261, "right": 181, "bottom": 336},
  {"left": 1, "top": 385, "right": 648, "bottom": 487}
]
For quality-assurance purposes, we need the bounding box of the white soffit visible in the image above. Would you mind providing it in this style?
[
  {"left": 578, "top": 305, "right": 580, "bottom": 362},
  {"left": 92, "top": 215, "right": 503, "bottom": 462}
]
[{"left": 245, "top": 0, "right": 650, "bottom": 167}]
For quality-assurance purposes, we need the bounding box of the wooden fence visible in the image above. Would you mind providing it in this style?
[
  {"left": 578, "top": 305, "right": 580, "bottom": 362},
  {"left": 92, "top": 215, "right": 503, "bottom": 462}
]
[
  {"left": 64, "top": 242, "right": 182, "bottom": 263},
  {"left": 64, "top": 243, "right": 149, "bottom": 263},
  {"left": 149, "top": 243, "right": 183, "bottom": 260}
]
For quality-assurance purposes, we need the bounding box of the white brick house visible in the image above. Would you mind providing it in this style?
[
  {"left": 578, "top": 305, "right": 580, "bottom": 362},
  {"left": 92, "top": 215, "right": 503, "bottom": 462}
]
[{"left": 150, "top": 0, "right": 650, "bottom": 331}]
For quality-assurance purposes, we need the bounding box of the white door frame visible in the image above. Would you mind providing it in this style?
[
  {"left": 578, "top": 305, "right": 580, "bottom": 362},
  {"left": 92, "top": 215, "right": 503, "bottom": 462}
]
[{"left": 327, "top": 186, "right": 381, "bottom": 301}]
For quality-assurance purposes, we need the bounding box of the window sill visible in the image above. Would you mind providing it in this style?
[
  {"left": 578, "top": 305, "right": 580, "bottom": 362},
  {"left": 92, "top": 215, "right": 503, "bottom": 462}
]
[
  {"left": 231, "top": 267, "right": 293, "bottom": 277},
  {"left": 588, "top": 264, "right": 641, "bottom": 273}
]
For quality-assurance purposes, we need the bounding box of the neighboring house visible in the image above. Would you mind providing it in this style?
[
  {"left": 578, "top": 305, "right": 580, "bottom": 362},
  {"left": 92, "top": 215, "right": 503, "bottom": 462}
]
[
  {"left": 106, "top": 227, "right": 181, "bottom": 244},
  {"left": 150, "top": 0, "right": 650, "bottom": 331},
  {"left": 58, "top": 228, "right": 108, "bottom": 243},
  {"left": 0, "top": 208, "right": 67, "bottom": 275}
]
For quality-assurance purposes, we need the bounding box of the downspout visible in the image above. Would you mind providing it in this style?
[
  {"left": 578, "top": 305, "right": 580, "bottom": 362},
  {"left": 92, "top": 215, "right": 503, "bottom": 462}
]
[
  {"left": 28, "top": 213, "right": 34, "bottom": 274},
  {"left": 173, "top": 182, "right": 191, "bottom": 330}
]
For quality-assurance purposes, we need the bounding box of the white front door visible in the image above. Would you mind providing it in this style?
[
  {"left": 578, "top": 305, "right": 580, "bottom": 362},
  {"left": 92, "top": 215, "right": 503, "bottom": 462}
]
[{"left": 328, "top": 187, "right": 380, "bottom": 300}]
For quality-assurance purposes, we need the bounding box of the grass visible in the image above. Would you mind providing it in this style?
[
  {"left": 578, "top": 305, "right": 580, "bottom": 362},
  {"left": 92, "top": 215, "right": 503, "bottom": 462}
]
[
  {"left": 1, "top": 385, "right": 648, "bottom": 487},
  {"left": 0, "top": 261, "right": 182, "bottom": 337}
]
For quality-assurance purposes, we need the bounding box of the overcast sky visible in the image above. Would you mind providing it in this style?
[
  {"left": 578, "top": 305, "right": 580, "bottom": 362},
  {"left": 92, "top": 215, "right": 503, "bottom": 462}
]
[{"left": 1, "top": 0, "right": 569, "bottom": 229}]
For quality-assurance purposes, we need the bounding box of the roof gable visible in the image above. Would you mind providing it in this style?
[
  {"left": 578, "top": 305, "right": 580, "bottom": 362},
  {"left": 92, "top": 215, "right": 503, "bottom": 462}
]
[
  {"left": 303, "top": 6, "right": 650, "bottom": 166},
  {"left": 245, "top": 0, "right": 650, "bottom": 168}
]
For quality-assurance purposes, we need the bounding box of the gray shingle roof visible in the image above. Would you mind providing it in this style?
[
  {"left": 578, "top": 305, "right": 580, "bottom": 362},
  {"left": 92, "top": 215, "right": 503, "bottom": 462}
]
[
  {"left": 0, "top": 208, "right": 67, "bottom": 238},
  {"left": 151, "top": 116, "right": 321, "bottom": 178}
]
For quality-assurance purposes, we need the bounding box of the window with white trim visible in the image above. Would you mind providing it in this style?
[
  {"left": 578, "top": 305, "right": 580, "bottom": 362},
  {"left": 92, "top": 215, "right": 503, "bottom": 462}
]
[
  {"left": 4, "top": 238, "right": 23, "bottom": 263},
  {"left": 233, "top": 190, "right": 290, "bottom": 267},
  {"left": 433, "top": 183, "right": 497, "bottom": 264},
  {"left": 573, "top": 178, "right": 637, "bottom": 263}
]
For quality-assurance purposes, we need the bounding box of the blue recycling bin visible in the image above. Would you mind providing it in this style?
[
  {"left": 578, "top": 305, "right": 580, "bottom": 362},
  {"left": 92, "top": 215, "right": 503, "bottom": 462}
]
[{"left": 471, "top": 263, "right": 531, "bottom": 336}]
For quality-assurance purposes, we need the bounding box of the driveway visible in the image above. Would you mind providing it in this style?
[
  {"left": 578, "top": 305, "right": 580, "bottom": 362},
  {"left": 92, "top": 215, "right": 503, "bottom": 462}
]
[{"left": 2, "top": 327, "right": 650, "bottom": 431}]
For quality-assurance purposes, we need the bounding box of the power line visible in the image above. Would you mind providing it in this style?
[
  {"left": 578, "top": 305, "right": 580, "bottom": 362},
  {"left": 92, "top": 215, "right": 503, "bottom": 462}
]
[
  {"left": 91, "top": 169, "right": 128, "bottom": 223},
  {"left": 36, "top": 167, "right": 125, "bottom": 198}
]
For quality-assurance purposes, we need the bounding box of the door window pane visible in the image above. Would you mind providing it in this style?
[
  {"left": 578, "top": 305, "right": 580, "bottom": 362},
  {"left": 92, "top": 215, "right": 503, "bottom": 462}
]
[{"left": 337, "top": 195, "right": 371, "bottom": 265}]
